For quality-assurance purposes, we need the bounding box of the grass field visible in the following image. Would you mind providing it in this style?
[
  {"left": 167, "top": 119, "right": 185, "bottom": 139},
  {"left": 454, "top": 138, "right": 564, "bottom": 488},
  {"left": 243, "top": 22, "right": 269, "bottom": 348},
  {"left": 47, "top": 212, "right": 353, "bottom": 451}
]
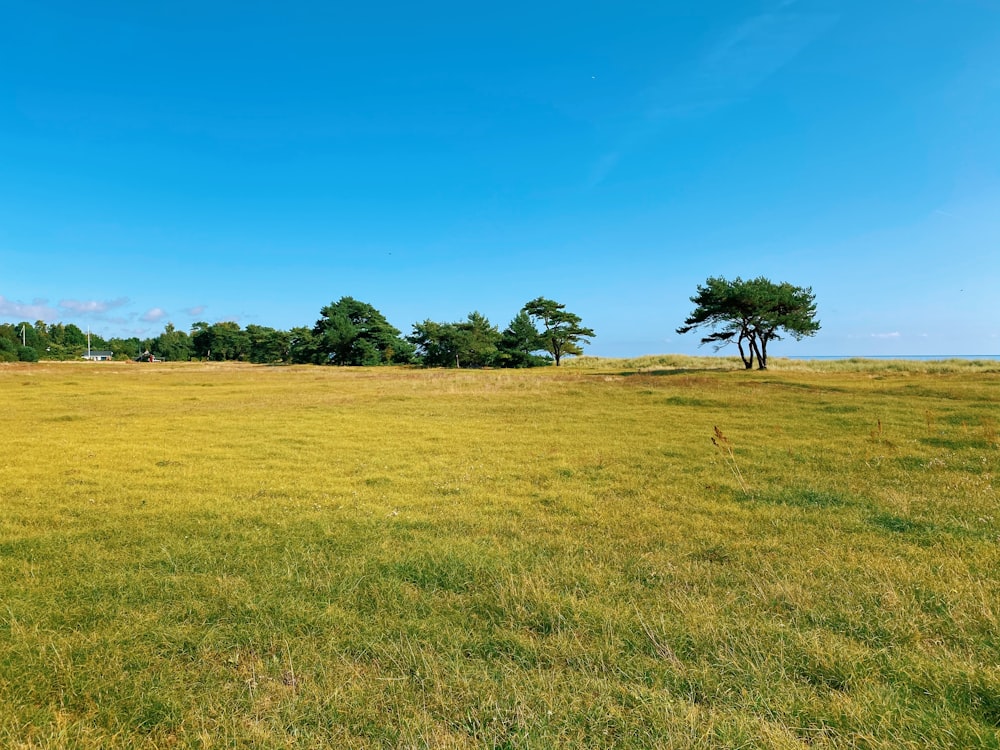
[{"left": 1, "top": 358, "right": 998, "bottom": 748}]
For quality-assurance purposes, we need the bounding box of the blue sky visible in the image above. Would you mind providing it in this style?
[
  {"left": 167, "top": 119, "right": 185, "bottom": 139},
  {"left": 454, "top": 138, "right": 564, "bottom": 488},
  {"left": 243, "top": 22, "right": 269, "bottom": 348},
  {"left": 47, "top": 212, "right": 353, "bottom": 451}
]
[{"left": 2, "top": 0, "right": 998, "bottom": 357}]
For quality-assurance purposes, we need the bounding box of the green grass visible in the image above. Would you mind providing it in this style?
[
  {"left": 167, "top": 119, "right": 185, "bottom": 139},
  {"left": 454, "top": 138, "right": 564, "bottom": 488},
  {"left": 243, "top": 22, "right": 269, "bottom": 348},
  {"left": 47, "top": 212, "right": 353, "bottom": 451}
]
[{"left": 1, "top": 359, "right": 998, "bottom": 748}]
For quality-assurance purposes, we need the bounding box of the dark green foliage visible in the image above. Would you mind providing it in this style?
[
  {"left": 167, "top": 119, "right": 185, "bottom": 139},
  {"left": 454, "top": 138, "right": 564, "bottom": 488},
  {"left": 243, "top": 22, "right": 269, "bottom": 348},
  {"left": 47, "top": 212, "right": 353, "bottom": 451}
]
[
  {"left": 497, "top": 311, "right": 550, "bottom": 368},
  {"left": 190, "top": 322, "right": 211, "bottom": 359},
  {"left": 0, "top": 321, "right": 109, "bottom": 360},
  {"left": 458, "top": 311, "right": 502, "bottom": 368},
  {"left": 151, "top": 324, "right": 194, "bottom": 361},
  {"left": 107, "top": 337, "right": 142, "bottom": 360},
  {"left": 409, "top": 312, "right": 501, "bottom": 368},
  {"left": 60, "top": 323, "right": 88, "bottom": 348},
  {"left": 522, "top": 297, "right": 595, "bottom": 366},
  {"left": 192, "top": 321, "right": 249, "bottom": 361},
  {"left": 17, "top": 322, "right": 42, "bottom": 349},
  {"left": 409, "top": 320, "right": 464, "bottom": 368},
  {"left": 313, "top": 297, "right": 412, "bottom": 366},
  {"left": 245, "top": 325, "right": 289, "bottom": 364},
  {"left": 677, "top": 276, "right": 819, "bottom": 369},
  {"left": 286, "top": 326, "right": 316, "bottom": 364},
  {"left": 0, "top": 334, "right": 18, "bottom": 362}
]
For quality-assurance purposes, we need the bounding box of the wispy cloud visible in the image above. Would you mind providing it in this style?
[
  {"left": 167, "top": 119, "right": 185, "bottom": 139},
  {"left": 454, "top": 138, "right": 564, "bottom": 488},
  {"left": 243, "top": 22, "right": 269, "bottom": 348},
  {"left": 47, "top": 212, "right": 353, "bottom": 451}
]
[
  {"left": 590, "top": 0, "right": 837, "bottom": 186},
  {"left": 681, "top": 1, "right": 837, "bottom": 109},
  {"left": 0, "top": 296, "right": 58, "bottom": 321},
  {"left": 59, "top": 297, "right": 130, "bottom": 316},
  {"left": 871, "top": 332, "right": 901, "bottom": 339},
  {"left": 140, "top": 307, "right": 168, "bottom": 323},
  {"left": 184, "top": 305, "right": 207, "bottom": 316}
]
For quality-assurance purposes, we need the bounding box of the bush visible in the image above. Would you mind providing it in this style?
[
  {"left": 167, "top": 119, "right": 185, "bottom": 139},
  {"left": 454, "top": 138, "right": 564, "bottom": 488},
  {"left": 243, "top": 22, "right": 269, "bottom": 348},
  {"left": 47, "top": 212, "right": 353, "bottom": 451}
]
[{"left": 17, "top": 346, "right": 39, "bottom": 362}]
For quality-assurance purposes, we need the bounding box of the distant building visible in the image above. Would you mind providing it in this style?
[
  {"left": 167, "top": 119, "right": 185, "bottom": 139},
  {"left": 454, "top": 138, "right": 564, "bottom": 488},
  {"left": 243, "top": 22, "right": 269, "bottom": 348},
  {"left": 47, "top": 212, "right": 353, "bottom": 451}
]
[{"left": 82, "top": 350, "right": 114, "bottom": 361}]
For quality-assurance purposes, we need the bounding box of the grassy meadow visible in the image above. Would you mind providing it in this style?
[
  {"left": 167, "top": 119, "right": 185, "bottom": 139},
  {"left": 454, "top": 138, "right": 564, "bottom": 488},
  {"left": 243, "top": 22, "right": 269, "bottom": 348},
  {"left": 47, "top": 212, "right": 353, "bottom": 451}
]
[{"left": 1, "top": 358, "right": 998, "bottom": 748}]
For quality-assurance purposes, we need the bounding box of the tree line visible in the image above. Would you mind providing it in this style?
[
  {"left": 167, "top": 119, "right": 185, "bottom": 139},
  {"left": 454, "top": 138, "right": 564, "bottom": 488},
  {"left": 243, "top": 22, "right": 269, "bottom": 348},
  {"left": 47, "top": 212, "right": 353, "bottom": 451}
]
[
  {"left": 0, "top": 296, "right": 595, "bottom": 368},
  {"left": 1, "top": 277, "right": 819, "bottom": 369}
]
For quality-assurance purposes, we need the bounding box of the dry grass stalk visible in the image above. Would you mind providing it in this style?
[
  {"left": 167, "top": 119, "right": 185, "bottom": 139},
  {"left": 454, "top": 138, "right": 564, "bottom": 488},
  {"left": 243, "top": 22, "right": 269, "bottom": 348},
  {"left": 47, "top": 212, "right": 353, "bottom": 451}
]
[{"left": 712, "top": 426, "right": 750, "bottom": 496}]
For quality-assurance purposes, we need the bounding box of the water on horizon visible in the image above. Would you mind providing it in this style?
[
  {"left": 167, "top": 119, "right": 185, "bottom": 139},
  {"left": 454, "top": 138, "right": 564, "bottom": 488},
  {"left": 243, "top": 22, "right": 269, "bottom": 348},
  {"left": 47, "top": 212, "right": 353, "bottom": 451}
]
[{"left": 786, "top": 354, "right": 1000, "bottom": 361}]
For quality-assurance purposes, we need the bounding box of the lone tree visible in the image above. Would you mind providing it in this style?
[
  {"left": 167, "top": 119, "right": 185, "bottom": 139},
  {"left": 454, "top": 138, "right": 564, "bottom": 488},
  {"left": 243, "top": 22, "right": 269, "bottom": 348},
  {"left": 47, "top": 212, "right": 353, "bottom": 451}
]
[
  {"left": 522, "top": 297, "right": 595, "bottom": 366},
  {"left": 676, "top": 276, "right": 819, "bottom": 369}
]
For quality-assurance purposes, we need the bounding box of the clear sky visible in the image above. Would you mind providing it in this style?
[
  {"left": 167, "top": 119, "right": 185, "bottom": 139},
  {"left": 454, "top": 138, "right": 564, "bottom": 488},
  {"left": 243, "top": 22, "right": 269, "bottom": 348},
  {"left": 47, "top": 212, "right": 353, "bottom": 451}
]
[{"left": 2, "top": 0, "right": 998, "bottom": 357}]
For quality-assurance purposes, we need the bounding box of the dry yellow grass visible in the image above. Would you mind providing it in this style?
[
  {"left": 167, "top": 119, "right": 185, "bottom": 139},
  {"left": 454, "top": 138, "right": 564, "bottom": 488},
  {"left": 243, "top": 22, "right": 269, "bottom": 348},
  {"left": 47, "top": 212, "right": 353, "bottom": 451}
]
[{"left": 1, "top": 360, "right": 998, "bottom": 748}]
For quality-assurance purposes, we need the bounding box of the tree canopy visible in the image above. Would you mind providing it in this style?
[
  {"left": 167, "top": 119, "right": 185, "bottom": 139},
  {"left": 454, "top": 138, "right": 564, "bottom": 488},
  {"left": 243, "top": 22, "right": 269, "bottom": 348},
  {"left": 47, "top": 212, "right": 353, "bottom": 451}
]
[
  {"left": 312, "top": 297, "right": 413, "bottom": 366},
  {"left": 408, "top": 313, "right": 501, "bottom": 368},
  {"left": 192, "top": 321, "right": 247, "bottom": 361},
  {"left": 407, "top": 310, "right": 554, "bottom": 369},
  {"left": 497, "top": 311, "right": 550, "bottom": 368},
  {"left": 676, "top": 276, "right": 819, "bottom": 369},
  {"left": 522, "top": 297, "right": 595, "bottom": 366}
]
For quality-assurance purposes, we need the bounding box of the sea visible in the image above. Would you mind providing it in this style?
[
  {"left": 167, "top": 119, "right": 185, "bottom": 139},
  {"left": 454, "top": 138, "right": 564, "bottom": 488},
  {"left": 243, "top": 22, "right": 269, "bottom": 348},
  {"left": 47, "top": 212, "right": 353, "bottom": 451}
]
[{"left": 786, "top": 355, "right": 1000, "bottom": 361}]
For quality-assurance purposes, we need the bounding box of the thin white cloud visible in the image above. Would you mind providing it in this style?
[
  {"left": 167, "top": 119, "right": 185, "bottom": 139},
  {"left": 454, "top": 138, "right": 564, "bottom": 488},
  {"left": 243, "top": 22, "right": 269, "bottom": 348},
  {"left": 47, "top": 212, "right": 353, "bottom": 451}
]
[
  {"left": 591, "top": 1, "right": 838, "bottom": 186},
  {"left": 59, "top": 297, "right": 130, "bottom": 315},
  {"left": 871, "top": 332, "right": 901, "bottom": 339},
  {"left": 694, "top": 4, "right": 836, "bottom": 100},
  {"left": 587, "top": 152, "right": 623, "bottom": 189},
  {"left": 184, "top": 305, "right": 207, "bottom": 316},
  {"left": 0, "top": 295, "right": 58, "bottom": 321},
  {"left": 140, "top": 307, "right": 168, "bottom": 323}
]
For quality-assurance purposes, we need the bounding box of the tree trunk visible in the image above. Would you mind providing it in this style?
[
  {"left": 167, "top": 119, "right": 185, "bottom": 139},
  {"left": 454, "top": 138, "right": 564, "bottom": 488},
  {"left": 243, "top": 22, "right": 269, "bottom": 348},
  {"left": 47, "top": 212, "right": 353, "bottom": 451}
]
[
  {"left": 748, "top": 337, "right": 765, "bottom": 370},
  {"left": 756, "top": 337, "right": 768, "bottom": 370},
  {"left": 737, "top": 334, "right": 754, "bottom": 369}
]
